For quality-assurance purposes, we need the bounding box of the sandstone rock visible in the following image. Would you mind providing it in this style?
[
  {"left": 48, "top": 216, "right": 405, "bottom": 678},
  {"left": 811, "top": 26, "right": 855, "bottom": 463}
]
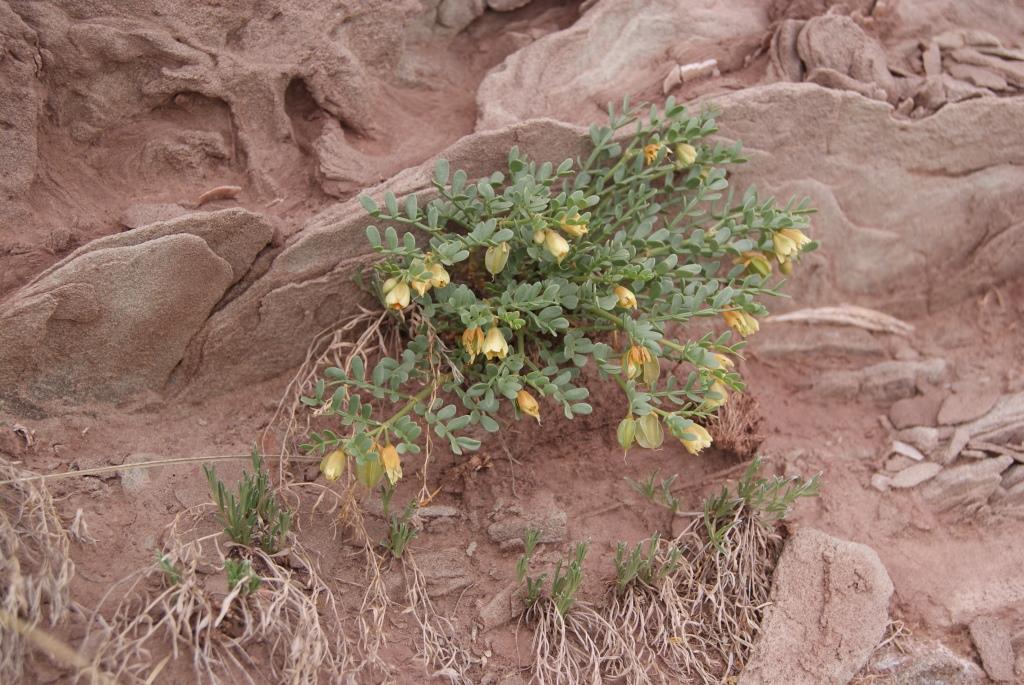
[
  {"left": 739, "top": 528, "right": 893, "bottom": 685},
  {"left": 921, "top": 456, "right": 1013, "bottom": 512},
  {"left": 814, "top": 359, "right": 949, "bottom": 402},
  {"left": 416, "top": 547, "right": 474, "bottom": 597},
  {"left": 796, "top": 15, "right": 896, "bottom": 102},
  {"left": 946, "top": 63, "right": 1008, "bottom": 91},
  {"left": 486, "top": 0, "right": 531, "bottom": 10},
  {"left": 938, "top": 389, "right": 1002, "bottom": 426},
  {"left": 478, "top": 582, "right": 520, "bottom": 630},
  {"left": 999, "top": 481, "right": 1024, "bottom": 508},
  {"left": 1001, "top": 465, "right": 1024, "bottom": 490},
  {"left": 487, "top": 492, "right": 567, "bottom": 550},
  {"left": 475, "top": 0, "right": 769, "bottom": 129},
  {"left": 969, "top": 616, "right": 1015, "bottom": 683},
  {"left": 885, "top": 455, "right": 917, "bottom": 473},
  {"left": 871, "top": 473, "right": 893, "bottom": 492},
  {"left": 896, "top": 426, "right": 941, "bottom": 454},
  {"left": 889, "top": 394, "right": 944, "bottom": 429},
  {"left": 890, "top": 462, "right": 942, "bottom": 489},
  {"left": 0, "top": 210, "right": 273, "bottom": 406},
  {"left": 437, "top": 0, "right": 484, "bottom": 31},
  {"left": 892, "top": 440, "right": 925, "bottom": 462}
]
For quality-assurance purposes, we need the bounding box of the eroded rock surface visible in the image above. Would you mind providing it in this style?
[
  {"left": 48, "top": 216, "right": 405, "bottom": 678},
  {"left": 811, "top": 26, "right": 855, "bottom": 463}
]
[{"left": 740, "top": 528, "right": 893, "bottom": 685}]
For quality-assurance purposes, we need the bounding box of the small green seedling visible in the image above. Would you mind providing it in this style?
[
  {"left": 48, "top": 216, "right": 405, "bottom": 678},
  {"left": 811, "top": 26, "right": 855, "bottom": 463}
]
[
  {"left": 225, "top": 558, "right": 261, "bottom": 595},
  {"left": 204, "top": 449, "right": 292, "bottom": 553},
  {"left": 550, "top": 542, "right": 588, "bottom": 616},
  {"left": 382, "top": 500, "right": 418, "bottom": 559},
  {"left": 157, "top": 554, "right": 182, "bottom": 586},
  {"left": 626, "top": 471, "right": 680, "bottom": 515},
  {"left": 613, "top": 533, "right": 682, "bottom": 593}
]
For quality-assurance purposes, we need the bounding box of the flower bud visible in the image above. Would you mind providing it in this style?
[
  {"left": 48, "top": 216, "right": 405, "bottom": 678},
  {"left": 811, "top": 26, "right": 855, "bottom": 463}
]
[
  {"left": 380, "top": 443, "right": 402, "bottom": 485},
  {"left": 462, "top": 327, "right": 485, "bottom": 362},
  {"left": 674, "top": 142, "right": 698, "bottom": 167},
  {"left": 485, "top": 242, "right": 510, "bottom": 276},
  {"left": 533, "top": 229, "right": 546, "bottom": 244},
  {"left": 516, "top": 389, "right": 541, "bottom": 422},
  {"left": 543, "top": 230, "right": 570, "bottom": 262},
  {"left": 778, "top": 258, "right": 794, "bottom": 275},
  {"left": 319, "top": 449, "right": 346, "bottom": 481},
  {"left": 614, "top": 285, "right": 638, "bottom": 310},
  {"left": 559, "top": 214, "right": 588, "bottom": 238},
  {"left": 482, "top": 326, "right": 509, "bottom": 361},
  {"left": 428, "top": 261, "right": 450, "bottom": 288},
  {"left": 722, "top": 308, "right": 759, "bottom": 337},
  {"left": 385, "top": 281, "right": 411, "bottom": 310},
  {"left": 772, "top": 228, "right": 810, "bottom": 261},
  {"left": 410, "top": 278, "right": 431, "bottom": 296},
  {"left": 711, "top": 352, "right": 734, "bottom": 370},
  {"left": 643, "top": 143, "right": 662, "bottom": 165},
  {"left": 735, "top": 251, "right": 772, "bottom": 278},
  {"left": 679, "top": 423, "right": 713, "bottom": 455},
  {"left": 703, "top": 380, "right": 729, "bottom": 409},
  {"left": 642, "top": 356, "right": 660, "bottom": 386}
]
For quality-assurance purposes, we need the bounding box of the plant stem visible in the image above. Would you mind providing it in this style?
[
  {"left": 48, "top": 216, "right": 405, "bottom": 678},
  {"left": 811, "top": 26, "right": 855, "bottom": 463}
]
[{"left": 581, "top": 304, "right": 688, "bottom": 355}]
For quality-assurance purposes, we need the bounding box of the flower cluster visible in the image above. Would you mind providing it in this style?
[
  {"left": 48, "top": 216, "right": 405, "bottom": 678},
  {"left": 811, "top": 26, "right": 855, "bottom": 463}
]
[{"left": 302, "top": 98, "right": 815, "bottom": 487}]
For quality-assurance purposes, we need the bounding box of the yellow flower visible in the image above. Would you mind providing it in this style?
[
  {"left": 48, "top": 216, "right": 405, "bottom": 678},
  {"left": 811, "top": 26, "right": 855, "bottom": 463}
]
[
  {"left": 482, "top": 326, "right": 508, "bottom": 361},
  {"left": 380, "top": 443, "right": 402, "bottom": 485},
  {"left": 320, "top": 449, "right": 346, "bottom": 481},
  {"left": 543, "top": 230, "right": 570, "bottom": 262},
  {"left": 428, "top": 261, "right": 450, "bottom": 288},
  {"left": 704, "top": 380, "right": 729, "bottom": 409},
  {"left": 622, "top": 344, "right": 652, "bottom": 380},
  {"left": 772, "top": 228, "right": 810, "bottom": 261},
  {"left": 516, "top": 389, "right": 541, "bottom": 421},
  {"left": 643, "top": 143, "right": 662, "bottom": 165},
  {"left": 485, "top": 242, "right": 510, "bottom": 275},
  {"left": 462, "top": 326, "right": 485, "bottom": 362},
  {"left": 674, "top": 142, "right": 698, "bottom": 167},
  {"left": 679, "top": 423, "right": 713, "bottom": 455},
  {"left": 711, "top": 353, "right": 734, "bottom": 370},
  {"left": 722, "top": 308, "right": 759, "bottom": 337},
  {"left": 614, "top": 285, "right": 638, "bottom": 310},
  {"left": 410, "top": 278, "right": 431, "bottom": 297},
  {"left": 385, "top": 281, "right": 411, "bottom": 310},
  {"left": 734, "top": 251, "right": 772, "bottom": 278},
  {"left": 559, "top": 213, "right": 588, "bottom": 238},
  {"left": 533, "top": 229, "right": 546, "bottom": 244}
]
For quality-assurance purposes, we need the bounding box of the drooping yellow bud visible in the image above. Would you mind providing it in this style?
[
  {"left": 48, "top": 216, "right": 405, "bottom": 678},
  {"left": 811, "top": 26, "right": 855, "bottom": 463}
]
[
  {"left": 380, "top": 443, "right": 402, "bottom": 485},
  {"left": 410, "top": 278, "right": 431, "bottom": 297},
  {"left": 462, "top": 327, "right": 485, "bottom": 362},
  {"left": 622, "top": 344, "right": 652, "bottom": 380},
  {"left": 772, "top": 228, "right": 809, "bottom": 261},
  {"left": 643, "top": 143, "right": 662, "bottom": 165},
  {"left": 382, "top": 277, "right": 399, "bottom": 293},
  {"left": 516, "top": 389, "right": 541, "bottom": 422},
  {"left": 428, "top": 261, "right": 450, "bottom": 288},
  {"left": 543, "top": 230, "right": 570, "bottom": 262},
  {"left": 482, "top": 326, "right": 508, "bottom": 361},
  {"left": 778, "top": 257, "right": 794, "bottom": 275},
  {"left": 735, "top": 251, "right": 772, "bottom": 278},
  {"left": 674, "top": 142, "right": 698, "bottom": 167},
  {"left": 533, "top": 229, "right": 546, "bottom": 244},
  {"left": 617, "top": 416, "right": 636, "bottom": 451},
  {"left": 711, "top": 353, "right": 734, "bottom": 370},
  {"left": 722, "top": 308, "right": 759, "bottom": 337},
  {"left": 320, "top": 449, "right": 346, "bottom": 481},
  {"left": 704, "top": 380, "right": 729, "bottom": 409},
  {"left": 385, "top": 281, "right": 411, "bottom": 310},
  {"left": 635, "top": 413, "right": 664, "bottom": 449},
  {"left": 679, "top": 423, "right": 713, "bottom": 455},
  {"left": 613, "top": 285, "right": 638, "bottom": 310},
  {"left": 485, "top": 242, "right": 510, "bottom": 276},
  {"left": 559, "top": 213, "right": 588, "bottom": 238}
]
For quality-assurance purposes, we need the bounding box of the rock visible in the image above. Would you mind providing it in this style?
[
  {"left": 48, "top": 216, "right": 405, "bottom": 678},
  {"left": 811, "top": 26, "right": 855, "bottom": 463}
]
[
  {"left": 486, "top": 0, "right": 531, "bottom": 10},
  {"left": 119, "top": 204, "right": 191, "bottom": 230},
  {"left": 475, "top": 0, "right": 769, "bottom": 129},
  {"left": 884, "top": 455, "right": 918, "bottom": 473},
  {"left": 478, "top": 582, "right": 520, "bottom": 630},
  {"left": 871, "top": 473, "right": 892, "bottom": 491},
  {"left": 922, "top": 42, "right": 942, "bottom": 78},
  {"left": 0, "top": 210, "right": 272, "bottom": 405},
  {"left": 938, "top": 390, "right": 1002, "bottom": 426},
  {"left": 969, "top": 616, "right": 1015, "bottom": 683},
  {"left": 1001, "top": 465, "right": 1024, "bottom": 489},
  {"left": 889, "top": 394, "right": 944, "bottom": 429},
  {"left": 891, "top": 440, "right": 925, "bottom": 461},
  {"left": 487, "top": 492, "right": 567, "bottom": 550},
  {"left": 895, "top": 426, "right": 941, "bottom": 454},
  {"left": 999, "top": 481, "right": 1024, "bottom": 508},
  {"left": 754, "top": 325, "right": 886, "bottom": 359},
  {"left": 890, "top": 462, "right": 942, "bottom": 489},
  {"left": 942, "top": 427, "right": 972, "bottom": 464},
  {"left": 416, "top": 547, "right": 474, "bottom": 597},
  {"left": 739, "top": 528, "right": 893, "bottom": 685},
  {"left": 437, "top": 0, "right": 485, "bottom": 31},
  {"left": 921, "top": 456, "right": 1013, "bottom": 512},
  {"left": 946, "top": 63, "right": 1008, "bottom": 91},
  {"left": 117, "top": 453, "right": 162, "bottom": 493},
  {"left": 815, "top": 359, "right": 949, "bottom": 402},
  {"left": 795, "top": 15, "right": 896, "bottom": 102}
]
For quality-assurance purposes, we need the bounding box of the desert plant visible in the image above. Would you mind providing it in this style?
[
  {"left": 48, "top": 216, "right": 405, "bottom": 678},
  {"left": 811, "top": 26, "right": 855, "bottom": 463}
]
[
  {"left": 612, "top": 533, "right": 681, "bottom": 594},
  {"left": 224, "top": 558, "right": 261, "bottom": 595},
  {"left": 204, "top": 449, "right": 292, "bottom": 553},
  {"left": 381, "top": 501, "right": 418, "bottom": 559},
  {"left": 626, "top": 471, "right": 680, "bottom": 515},
  {"left": 301, "top": 97, "right": 814, "bottom": 487}
]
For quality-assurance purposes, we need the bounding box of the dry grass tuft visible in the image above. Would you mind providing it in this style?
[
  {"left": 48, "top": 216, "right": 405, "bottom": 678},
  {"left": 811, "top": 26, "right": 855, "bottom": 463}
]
[
  {"left": 525, "top": 598, "right": 636, "bottom": 685},
  {"left": 88, "top": 509, "right": 351, "bottom": 684},
  {"left": 0, "top": 457, "right": 78, "bottom": 682},
  {"left": 708, "top": 392, "right": 764, "bottom": 460}
]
